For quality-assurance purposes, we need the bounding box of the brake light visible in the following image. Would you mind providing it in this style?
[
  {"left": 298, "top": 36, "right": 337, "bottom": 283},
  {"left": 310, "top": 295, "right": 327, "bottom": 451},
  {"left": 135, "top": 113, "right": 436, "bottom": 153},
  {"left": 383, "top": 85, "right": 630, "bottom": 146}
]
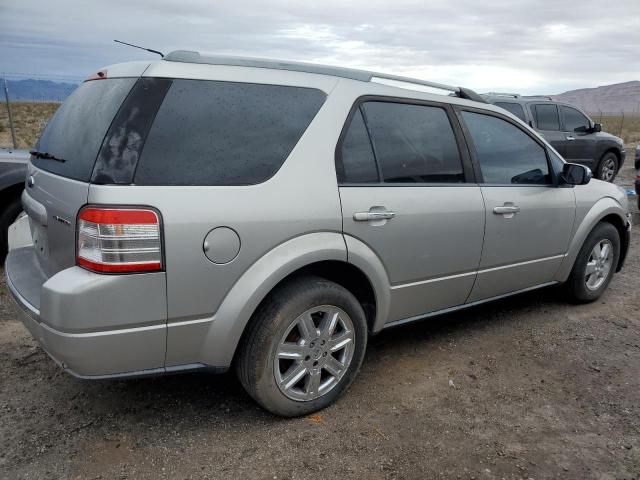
[
  {"left": 85, "top": 69, "right": 107, "bottom": 81},
  {"left": 77, "top": 207, "right": 162, "bottom": 273}
]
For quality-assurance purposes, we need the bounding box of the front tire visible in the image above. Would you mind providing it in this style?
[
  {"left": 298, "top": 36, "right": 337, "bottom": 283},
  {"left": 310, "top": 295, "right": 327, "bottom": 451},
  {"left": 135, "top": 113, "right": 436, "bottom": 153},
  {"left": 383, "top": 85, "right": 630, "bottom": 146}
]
[
  {"left": 596, "top": 152, "right": 618, "bottom": 182},
  {"left": 236, "top": 276, "right": 368, "bottom": 417},
  {"left": 566, "top": 222, "right": 620, "bottom": 303}
]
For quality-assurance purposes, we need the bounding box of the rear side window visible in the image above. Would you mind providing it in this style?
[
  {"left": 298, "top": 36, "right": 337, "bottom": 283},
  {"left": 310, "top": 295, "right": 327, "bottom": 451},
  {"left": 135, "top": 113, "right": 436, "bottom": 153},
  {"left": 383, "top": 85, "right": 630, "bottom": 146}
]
[
  {"left": 134, "top": 80, "right": 326, "bottom": 186},
  {"left": 494, "top": 102, "right": 526, "bottom": 122},
  {"left": 337, "top": 109, "right": 379, "bottom": 183},
  {"left": 532, "top": 104, "right": 560, "bottom": 131},
  {"left": 462, "top": 111, "right": 550, "bottom": 185},
  {"left": 360, "top": 102, "right": 464, "bottom": 183},
  {"left": 34, "top": 78, "right": 137, "bottom": 181},
  {"left": 562, "top": 106, "right": 590, "bottom": 132}
]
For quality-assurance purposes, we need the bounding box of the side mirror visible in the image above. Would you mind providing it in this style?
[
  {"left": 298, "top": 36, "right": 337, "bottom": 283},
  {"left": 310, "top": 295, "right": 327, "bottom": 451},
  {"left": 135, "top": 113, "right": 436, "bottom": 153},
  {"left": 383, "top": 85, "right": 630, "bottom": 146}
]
[
  {"left": 574, "top": 125, "right": 588, "bottom": 133},
  {"left": 592, "top": 123, "right": 602, "bottom": 133},
  {"left": 561, "top": 163, "right": 592, "bottom": 185}
]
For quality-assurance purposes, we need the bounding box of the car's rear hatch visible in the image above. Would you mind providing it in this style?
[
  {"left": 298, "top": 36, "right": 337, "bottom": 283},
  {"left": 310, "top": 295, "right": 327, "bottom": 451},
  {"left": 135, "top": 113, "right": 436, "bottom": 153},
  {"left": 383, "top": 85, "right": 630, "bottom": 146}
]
[{"left": 23, "top": 75, "right": 141, "bottom": 278}]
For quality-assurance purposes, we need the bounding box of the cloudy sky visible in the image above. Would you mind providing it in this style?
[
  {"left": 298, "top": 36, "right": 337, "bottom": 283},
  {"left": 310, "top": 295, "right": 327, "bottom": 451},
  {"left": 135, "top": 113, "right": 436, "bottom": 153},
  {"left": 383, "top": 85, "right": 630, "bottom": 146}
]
[{"left": 1, "top": 0, "right": 639, "bottom": 94}]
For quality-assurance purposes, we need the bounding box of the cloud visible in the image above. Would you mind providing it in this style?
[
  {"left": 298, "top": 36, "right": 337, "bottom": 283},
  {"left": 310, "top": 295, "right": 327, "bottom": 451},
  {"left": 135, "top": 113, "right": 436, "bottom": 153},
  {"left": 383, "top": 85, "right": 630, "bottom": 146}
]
[{"left": 0, "top": 0, "right": 638, "bottom": 94}]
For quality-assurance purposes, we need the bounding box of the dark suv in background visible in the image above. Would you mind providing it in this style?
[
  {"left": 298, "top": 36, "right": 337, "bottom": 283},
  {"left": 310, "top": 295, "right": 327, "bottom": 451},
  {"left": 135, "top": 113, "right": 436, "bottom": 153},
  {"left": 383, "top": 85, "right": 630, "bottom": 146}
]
[
  {"left": 483, "top": 93, "right": 625, "bottom": 182},
  {"left": 0, "top": 148, "right": 28, "bottom": 262}
]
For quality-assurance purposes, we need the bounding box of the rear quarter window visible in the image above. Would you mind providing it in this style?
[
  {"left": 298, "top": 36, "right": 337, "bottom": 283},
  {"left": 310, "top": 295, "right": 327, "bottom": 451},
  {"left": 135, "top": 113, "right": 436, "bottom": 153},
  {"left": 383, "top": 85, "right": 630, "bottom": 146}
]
[
  {"left": 134, "top": 80, "right": 326, "bottom": 186},
  {"left": 494, "top": 102, "right": 526, "bottom": 122}
]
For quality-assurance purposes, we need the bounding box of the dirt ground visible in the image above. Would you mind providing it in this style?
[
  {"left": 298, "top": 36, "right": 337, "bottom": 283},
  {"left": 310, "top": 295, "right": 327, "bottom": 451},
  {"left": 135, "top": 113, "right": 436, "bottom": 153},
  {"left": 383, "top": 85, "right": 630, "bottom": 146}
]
[{"left": 1, "top": 166, "right": 639, "bottom": 480}]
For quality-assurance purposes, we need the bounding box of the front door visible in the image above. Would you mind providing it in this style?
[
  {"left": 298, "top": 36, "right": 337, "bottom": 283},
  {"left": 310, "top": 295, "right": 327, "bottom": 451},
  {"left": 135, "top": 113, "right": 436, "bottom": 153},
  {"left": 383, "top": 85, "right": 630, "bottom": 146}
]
[
  {"left": 337, "top": 100, "right": 485, "bottom": 323},
  {"left": 560, "top": 105, "right": 598, "bottom": 168},
  {"left": 458, "top": 109, "right": 576, "bottom": 302}
]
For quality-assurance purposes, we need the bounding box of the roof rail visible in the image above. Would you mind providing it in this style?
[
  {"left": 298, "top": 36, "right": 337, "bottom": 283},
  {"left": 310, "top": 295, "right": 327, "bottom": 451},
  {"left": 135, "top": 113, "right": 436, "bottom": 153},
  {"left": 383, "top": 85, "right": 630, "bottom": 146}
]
[
  {"left": 483, "top": 92, "right": 521, "bottom": 98},
  {"left": 164, "top": 50, "right": 487, "bottom": 103},
  {"left": 522, "top": 95, "right": 554, "bottom": 101}
]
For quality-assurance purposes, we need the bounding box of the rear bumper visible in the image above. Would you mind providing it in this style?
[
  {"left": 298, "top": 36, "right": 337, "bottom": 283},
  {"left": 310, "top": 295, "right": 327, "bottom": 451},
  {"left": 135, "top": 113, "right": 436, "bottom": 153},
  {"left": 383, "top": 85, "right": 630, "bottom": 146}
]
[{"left": 4, "top": 246, "right": 169, "bottom": 378}]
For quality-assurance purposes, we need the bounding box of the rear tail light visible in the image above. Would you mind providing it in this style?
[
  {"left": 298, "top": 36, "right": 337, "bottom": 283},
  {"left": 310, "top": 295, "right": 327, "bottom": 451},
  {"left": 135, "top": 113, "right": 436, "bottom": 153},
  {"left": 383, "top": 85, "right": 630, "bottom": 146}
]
[{"left": 77, "top": 207, "right": 162, "bottom": 273}]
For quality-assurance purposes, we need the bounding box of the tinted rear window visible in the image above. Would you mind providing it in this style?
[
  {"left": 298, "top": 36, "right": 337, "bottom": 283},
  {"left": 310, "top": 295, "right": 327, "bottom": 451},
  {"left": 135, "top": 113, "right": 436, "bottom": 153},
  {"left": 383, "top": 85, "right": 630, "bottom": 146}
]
[
  {"left": 34, "top": 78, "right": 137, "bottom": 181},
  {"left": 134, "top": 80, "right": 326, "bottom": 186},
  {"left": 494, "top": 102, "right": 526, "bottom": 122}
]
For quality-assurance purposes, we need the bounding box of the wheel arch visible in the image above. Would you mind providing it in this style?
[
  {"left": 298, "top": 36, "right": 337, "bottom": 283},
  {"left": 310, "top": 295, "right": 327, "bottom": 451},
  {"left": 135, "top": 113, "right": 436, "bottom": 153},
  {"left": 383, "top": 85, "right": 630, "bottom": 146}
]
[
  {"left": 555, "top": 199, "right": 629, "bottom": 281},
  {"left": 598, "top": 147, "right": 621, "bottom": 171},
  {"left": 196, "top": 232, "right": 390, "bottom": 368}
]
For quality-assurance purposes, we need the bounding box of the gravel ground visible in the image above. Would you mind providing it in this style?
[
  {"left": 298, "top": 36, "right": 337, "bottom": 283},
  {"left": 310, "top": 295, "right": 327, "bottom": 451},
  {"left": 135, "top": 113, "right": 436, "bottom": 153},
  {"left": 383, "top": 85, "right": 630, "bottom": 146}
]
[{"left": 1, "top": 165, "right": 639, "bottom": 480}]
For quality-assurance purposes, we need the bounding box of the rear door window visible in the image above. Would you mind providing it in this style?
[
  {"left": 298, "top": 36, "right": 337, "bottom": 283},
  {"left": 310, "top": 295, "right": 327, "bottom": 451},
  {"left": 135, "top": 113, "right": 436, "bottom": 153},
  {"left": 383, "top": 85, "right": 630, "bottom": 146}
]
[
  {"left": 360, "top": 101, "right": 464, "bottom": 183},
  {"left": 532, "top": 104, "right": 560, "bottom": 131},
  {"left": 494, "top": 102, "right": 526, "bottom": 122},
  {"left": 134, "top": 80, "right": 326, "bottom": 186},
  {"left": 34, "top": 78, "right": 137, "bottom": 181},
  {"left": 462, "top": 111, "right": 551, "bottom": 185}
]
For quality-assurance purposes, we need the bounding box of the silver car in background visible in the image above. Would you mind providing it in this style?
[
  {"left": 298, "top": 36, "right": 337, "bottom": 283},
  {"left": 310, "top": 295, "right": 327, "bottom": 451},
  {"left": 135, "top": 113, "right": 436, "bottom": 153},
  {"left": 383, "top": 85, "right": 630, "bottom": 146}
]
[{"left": 5, "top": 51, "right": 631, "bottom": 416}]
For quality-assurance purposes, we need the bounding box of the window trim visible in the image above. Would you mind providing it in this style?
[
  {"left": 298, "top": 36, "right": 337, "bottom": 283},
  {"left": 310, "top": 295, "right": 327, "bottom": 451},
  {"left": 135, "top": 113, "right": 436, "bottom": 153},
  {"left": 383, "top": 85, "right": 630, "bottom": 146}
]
[
  {"left": 453, "top": 105, "right": 561, "bottom": 187},
  {"left": 334, "top": 95, "right": 477, "bottom": 187}
]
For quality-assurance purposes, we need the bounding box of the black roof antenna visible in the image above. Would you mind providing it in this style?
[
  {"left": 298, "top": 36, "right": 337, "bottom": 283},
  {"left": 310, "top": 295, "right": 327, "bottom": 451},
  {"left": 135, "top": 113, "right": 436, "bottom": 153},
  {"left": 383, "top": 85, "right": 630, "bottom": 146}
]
[{"left": 114, "top": 39, "right": 164, "bottom": 58}]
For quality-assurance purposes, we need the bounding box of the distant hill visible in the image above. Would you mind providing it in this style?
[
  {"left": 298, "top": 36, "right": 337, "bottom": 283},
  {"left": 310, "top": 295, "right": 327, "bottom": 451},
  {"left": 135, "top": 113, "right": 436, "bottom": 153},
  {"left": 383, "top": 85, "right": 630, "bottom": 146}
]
[
  {"left": 551, "top": 80, "right": 640, "bottom": 113},
  {"left": 4, "top": 79, "right": 78, "bottom": 102}
]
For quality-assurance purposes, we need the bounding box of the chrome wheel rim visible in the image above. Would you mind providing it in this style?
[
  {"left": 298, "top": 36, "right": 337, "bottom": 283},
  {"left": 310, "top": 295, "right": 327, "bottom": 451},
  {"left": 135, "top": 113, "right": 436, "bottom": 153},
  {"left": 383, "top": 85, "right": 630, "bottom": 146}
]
[
  {"left": 585, "top": 239, "right": 613, "bottom": 291},
  {"left": 600, "top": 158, "right": 616, "bottom": 181},
  {"left": 274, "top": 305, "right": 355, "bottom": 402}
]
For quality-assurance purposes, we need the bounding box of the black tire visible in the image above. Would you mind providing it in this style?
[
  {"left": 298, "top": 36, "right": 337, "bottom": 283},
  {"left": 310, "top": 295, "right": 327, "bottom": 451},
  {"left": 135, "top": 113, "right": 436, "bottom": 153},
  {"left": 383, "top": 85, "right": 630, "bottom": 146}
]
[
  {"left": 565, "top": 222, "right": 620, "bottom": 303},
  {"left": 0, "top": 196, "right": 24, "bottom": 263},
  {"left": 596, "top": 152, "right": 618, "bottom": 182},
  {"left": 236, "top": 275, "right": 368, "bottom": 417}
]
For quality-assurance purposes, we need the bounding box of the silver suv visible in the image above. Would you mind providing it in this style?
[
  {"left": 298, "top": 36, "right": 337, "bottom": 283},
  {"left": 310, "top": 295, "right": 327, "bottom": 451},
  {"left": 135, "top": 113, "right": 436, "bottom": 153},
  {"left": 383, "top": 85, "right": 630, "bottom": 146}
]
[{"left": 5, "top": 51, "right": 632, "bottom": 416}]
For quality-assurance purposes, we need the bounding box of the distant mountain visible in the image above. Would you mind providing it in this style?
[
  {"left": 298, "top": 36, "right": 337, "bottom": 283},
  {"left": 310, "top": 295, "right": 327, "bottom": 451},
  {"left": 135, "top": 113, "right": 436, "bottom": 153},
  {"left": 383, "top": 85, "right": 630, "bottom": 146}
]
[
  {"left": 551, "top": 80, "right": 640, "bottom": 113},
  {"left": 3, "top": 79, "right": 78, "bottom": 102}
]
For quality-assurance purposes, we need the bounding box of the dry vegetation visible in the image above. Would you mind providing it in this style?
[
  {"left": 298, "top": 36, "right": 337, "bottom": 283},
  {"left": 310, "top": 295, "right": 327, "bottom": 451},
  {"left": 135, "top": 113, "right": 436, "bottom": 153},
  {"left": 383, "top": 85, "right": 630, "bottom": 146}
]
[
  {"left": 592, "top": 113, "right": 640, "bottom": 146},
  {"left": 0, "top": 102, "right": 60, "bottom": 149},
  {"left": 1, "top": 101, "right": 639, "bottom": 150}
]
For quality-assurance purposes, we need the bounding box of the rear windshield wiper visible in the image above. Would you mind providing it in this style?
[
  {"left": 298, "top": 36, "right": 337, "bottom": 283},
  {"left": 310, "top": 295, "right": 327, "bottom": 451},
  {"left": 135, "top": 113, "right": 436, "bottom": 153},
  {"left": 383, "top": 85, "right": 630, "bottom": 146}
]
[{"left": 29, "top": 150, "right": 67, "bottom": 163}]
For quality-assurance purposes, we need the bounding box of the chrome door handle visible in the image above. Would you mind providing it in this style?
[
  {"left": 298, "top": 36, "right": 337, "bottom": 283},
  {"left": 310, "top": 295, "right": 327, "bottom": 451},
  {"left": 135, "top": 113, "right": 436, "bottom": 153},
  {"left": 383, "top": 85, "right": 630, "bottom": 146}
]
[
  {"left": 565, "top": 136, "right": 575, "bottom": 141},
  {"left": 353, "top": 210, "right": 395, "bottom": 221},
  {"left": 493, "top": 205, "right": 520, "bottom": 214}
]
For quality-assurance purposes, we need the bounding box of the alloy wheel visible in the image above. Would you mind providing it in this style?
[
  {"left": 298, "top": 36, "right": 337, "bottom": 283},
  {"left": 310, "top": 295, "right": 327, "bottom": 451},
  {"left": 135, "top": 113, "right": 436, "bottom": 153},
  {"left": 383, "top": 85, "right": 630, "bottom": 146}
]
[
  {"left": 600, "top": 158, "right": 616, "bottom": 182},
  {"left": 585, "top": 239, "right": 613, "bottom": 291},
  {"left": 274, "top": 305, "right": 355, "bottom": 401}
]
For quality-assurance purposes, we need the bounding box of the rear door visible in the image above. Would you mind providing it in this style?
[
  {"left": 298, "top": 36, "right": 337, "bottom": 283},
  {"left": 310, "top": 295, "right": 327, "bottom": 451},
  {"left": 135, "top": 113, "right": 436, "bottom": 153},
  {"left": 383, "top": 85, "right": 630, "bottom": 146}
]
[
  {"left": 338, "top": 98, "right": 485, "bottom": 323},
  {"left": 560, "top": 105, "right": 597, "bottom": 168},
  {"left": 458, "top": 109, "right": 575, "bottom": 301},
  {"left": 24, "top": 77, "right": 137, "bottom": 277},
  {"left": 529, "top": 103, "right": 567, "bottom": 156}
]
